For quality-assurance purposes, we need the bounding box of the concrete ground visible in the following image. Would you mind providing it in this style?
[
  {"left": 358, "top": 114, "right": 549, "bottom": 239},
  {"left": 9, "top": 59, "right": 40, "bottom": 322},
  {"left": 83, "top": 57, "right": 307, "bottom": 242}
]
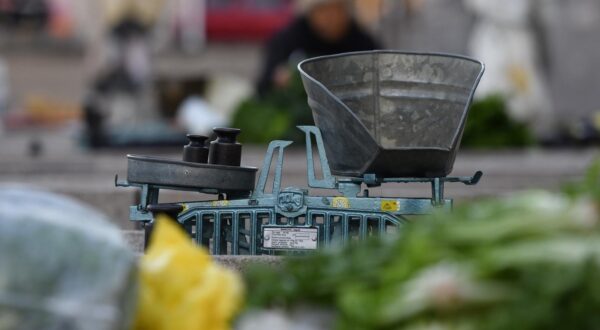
[{"left": 1, "top": 128, "right": 597, "bottom": 232}]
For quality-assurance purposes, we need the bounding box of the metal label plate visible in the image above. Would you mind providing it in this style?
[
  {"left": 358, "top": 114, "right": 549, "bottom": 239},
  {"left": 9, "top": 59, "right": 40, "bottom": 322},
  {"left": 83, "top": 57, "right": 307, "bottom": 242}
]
[{"left": 262, "top": 227, "right": 318, "bottom": 250}]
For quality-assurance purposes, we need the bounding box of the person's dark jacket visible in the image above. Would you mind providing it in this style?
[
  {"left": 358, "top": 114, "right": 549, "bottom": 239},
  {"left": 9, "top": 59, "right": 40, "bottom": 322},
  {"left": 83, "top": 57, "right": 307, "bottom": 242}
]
[{"left": 257, "top": 16, "right": 379, "bottom": 96}]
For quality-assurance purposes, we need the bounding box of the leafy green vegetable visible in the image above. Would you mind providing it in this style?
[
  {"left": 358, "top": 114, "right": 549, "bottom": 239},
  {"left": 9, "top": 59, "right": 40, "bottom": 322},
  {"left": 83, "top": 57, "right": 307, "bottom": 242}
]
[
  {"left": 564, "top": 160, "right": 600, "bottom": 202},
  {"left": 232, "top": 71, "right": 312, "bottom": 143},
  {"left": 462, "top": 95, "right": 535, "bottom": 148},
  {"left": 245, "top": 165, "right": 600, "bottom": 329}
]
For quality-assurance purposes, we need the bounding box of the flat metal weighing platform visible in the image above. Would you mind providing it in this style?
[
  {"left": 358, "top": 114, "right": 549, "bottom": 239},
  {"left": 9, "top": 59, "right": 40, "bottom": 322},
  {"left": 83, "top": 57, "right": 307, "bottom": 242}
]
[{"left": 126, "top": 155, "right": 257, "bottom": 193}]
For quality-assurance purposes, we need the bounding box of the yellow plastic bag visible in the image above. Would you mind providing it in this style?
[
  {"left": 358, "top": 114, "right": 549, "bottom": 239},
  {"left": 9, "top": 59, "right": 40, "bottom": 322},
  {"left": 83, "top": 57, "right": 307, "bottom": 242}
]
[{"left": 132, "top": 216, "right": 244, "bottom": 330}]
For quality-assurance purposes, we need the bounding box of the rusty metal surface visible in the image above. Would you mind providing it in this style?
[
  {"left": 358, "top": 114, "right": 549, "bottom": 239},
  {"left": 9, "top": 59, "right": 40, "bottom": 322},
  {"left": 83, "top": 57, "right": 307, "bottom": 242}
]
[{"left": 299, "top": 50, "right": 484, "bottom": 178}]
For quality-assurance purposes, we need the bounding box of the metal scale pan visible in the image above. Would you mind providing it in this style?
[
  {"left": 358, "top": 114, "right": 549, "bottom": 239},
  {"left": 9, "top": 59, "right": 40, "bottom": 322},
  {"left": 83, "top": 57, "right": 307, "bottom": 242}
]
[
  {"left": 126, "top": 155, "right": 257, "bottom": 193},
  {"left": 298, "top": 50, "right": 484, "bottom": 178}
]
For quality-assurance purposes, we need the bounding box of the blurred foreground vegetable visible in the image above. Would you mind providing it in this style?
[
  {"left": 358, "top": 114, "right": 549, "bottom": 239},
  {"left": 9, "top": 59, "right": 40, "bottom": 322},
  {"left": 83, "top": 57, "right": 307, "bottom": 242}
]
[
  {"left": 0, "top": 187, "right": 138, "bottom": 330},
  {"left": 133, "top": 217, "right": 244, "bottom": 330},
  {"left": 245, "top": 164, "right": 600, "bottom": 329}
]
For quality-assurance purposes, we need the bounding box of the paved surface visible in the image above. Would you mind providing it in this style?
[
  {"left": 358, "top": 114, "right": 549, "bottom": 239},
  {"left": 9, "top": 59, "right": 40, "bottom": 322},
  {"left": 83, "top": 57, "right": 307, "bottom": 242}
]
[
  {"left": 1, "top": 128, "right": 595, "bottom": 260},
  {"left": 0, "top": 129, "right": 597, "bottom": 229}
]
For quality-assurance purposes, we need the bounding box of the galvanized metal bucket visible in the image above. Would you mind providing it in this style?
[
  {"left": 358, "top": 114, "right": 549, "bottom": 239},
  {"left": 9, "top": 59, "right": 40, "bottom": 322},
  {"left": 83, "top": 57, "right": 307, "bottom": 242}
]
[{"left": 298, "top": 51, "right": 484, "bottom": 178}]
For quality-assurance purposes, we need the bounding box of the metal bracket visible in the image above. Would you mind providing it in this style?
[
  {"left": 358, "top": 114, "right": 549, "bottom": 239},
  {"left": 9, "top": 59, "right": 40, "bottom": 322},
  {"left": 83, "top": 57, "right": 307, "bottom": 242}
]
[
  {"left": 253, "top": 140, "right": 293, "bottom": 198},
  {"left": 338, "top": 171, "right": 483, "bottom": 204},
  {"left": 115, "top": 175, "right": 159, "bottom": 219},
  {"left": 298, "top": 125, "right": 337, "bottom": 189},
  {"left": 114, "top": 174, "right": 129, "bottom": 187},
  {"left": 341, "top": 171, "right": 483, "bottom": 186}
]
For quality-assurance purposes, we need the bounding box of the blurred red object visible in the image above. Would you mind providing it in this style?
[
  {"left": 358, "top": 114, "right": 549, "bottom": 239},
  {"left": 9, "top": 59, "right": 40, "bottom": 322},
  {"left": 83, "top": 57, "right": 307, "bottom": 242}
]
[{"left": 206, "top": 0, "right": 294, "bottom": 41}]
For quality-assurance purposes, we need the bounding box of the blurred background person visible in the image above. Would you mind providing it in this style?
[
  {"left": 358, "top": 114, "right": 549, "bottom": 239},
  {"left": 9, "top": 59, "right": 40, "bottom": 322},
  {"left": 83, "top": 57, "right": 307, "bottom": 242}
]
[
  {"left": 256, "top": 0, "right": 379, "bottom": 96},
  {"left": 83, "top": 0, "right": 159, "bottom": 147},
  {"left": 83, "top": 0, "right": 198, "bottom": 148}
]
